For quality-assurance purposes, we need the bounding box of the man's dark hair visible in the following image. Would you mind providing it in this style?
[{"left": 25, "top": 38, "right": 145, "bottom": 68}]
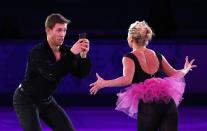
[{"left": 45, "top": 13, "right": 71, "bottom": 29}]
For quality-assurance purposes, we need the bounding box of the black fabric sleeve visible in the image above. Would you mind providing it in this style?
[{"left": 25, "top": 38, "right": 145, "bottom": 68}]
[{"left": 70, "top": 55, "right": 91, "bottom": 78}]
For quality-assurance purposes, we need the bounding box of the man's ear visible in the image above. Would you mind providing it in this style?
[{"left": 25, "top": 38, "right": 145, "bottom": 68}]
[{"left": 45, "top": 27, "right": 50, "bottom": 34}]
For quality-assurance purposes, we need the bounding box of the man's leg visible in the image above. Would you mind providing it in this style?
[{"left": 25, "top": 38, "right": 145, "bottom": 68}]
[
  {"left": 13, "top": 88, "right": 42, "bottom": 131},
  {"left": 39, "top": 99, "right": 75, "bottom": 131}
]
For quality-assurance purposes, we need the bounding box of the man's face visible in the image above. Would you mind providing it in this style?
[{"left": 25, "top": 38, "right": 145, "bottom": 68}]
[{"left": 47, "top": 23, "right": 68, "bottom": 46}]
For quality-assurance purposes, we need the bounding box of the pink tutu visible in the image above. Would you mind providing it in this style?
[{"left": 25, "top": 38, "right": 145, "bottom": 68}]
[{"left": 115, "top": 74, "right": 185, "bottom": 119}]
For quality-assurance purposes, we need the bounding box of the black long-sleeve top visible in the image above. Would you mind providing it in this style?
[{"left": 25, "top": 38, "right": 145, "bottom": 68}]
[{"left": 21, "top": 40, "right": 91, "bottom": 99}]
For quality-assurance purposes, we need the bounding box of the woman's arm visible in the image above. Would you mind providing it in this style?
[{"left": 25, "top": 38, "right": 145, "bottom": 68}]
[
  {"left": 162, "top": 55, "right": 197, "bottom": 77},
  {"left": 89, "top": 57, "right": 135, "bottom": 95}
]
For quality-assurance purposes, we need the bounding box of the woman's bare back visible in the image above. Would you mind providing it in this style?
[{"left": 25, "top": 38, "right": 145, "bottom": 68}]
[{"left": 132, "top": 48, "right": 160, "bottom": 75}]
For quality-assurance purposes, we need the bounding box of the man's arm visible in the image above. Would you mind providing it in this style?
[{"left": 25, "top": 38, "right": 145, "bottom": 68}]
[
  {"left": 70, "top": 55, "right": 91, "bottom": 78},
  {"left": 70, "top": 38, "right": 91, "bottom": 78}
]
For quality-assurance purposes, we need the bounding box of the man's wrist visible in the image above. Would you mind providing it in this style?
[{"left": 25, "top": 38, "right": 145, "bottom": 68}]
[
  {"left": 70, "top": 48, "right": 75, "bottom": 54},
  {"left": 80, "top": 52, "right": 87, "bottom": 58}
]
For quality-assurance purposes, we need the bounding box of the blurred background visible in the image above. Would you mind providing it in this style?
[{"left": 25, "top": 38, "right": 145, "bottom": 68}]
[
  {"left": 0, "top": 0, "right": 207, "bottom": 130},
  {"left": 0, "top": 0, "right": 206, "bottom": 106}
]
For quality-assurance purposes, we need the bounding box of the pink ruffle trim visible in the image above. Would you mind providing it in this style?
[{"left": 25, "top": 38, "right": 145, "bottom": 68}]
[{"left": 115, "top": 75, "right": 185, "bottom": 119}]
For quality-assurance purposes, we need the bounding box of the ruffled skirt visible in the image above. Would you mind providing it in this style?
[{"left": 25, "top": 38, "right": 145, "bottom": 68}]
[{"left": 115, "top": 75, "right": 185, "bottom": 119}]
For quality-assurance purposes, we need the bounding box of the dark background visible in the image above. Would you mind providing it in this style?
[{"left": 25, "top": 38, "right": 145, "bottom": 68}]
[
  {"left": 0, "top": 0, "right": 206, "bottom": 106},
  {"left": 0, "top": 0, "right": 206, "bottom": 39}
]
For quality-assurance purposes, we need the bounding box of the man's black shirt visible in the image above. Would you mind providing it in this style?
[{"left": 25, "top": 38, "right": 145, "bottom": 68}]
[{"left": 21, "top": 40, "right": 91, "bottom": 99}]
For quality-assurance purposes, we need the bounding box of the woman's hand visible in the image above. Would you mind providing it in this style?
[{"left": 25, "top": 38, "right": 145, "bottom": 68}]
[
  {"left": 184, "top": 56, "right": 197, "bottom": 72},
  {"left": 89, "top": 73, "right": 106, "bottom": 95}
]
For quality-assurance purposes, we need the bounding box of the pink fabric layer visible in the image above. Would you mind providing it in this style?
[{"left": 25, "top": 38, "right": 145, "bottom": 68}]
[{"left": 115, "top": 75, "right": 185, "bottom": 119}]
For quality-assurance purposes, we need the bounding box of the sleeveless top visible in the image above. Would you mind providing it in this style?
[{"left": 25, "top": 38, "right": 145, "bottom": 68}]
[{"left": 124, "top": 51, "right": 163, "bottom": 83}]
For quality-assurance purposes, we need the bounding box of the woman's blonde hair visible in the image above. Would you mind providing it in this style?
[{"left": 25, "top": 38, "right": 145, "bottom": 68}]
[{"left": 128, "top": 21, "right": 154, "bottom": 46}]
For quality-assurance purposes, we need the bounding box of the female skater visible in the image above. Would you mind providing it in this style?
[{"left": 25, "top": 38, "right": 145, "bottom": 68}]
[{"left": 90, "top": 21, "right": 196, "bottom": 131}]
